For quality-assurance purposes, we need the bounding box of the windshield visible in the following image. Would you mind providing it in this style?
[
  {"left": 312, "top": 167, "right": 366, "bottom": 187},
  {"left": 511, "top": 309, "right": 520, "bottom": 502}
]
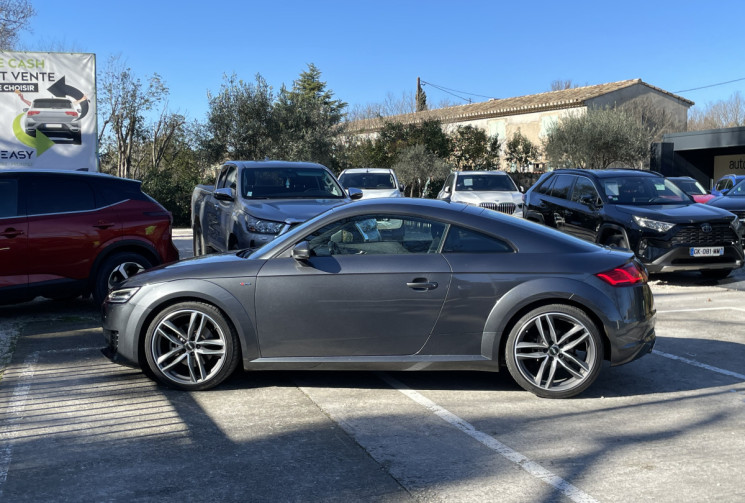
[
  {"left": 241, "top": 167, "right": 346, "bottom": 199},
  {"left": 339, "top": 172, "right": 396, "bottom": 190},
  {"left": 602, "top": 176, "right": 691, "bottom": 205},
  {"left": 672, "top": 178, "right": 707, "bottom": 195},
  {"left": 727, "top": 179, "right": 745, "bottom": 197},
  {"left": 455, "top": 174, "right": 517, "bottom": 192},
  {"left": 32, "top": 99, "right": 73, "bottom": 109}
]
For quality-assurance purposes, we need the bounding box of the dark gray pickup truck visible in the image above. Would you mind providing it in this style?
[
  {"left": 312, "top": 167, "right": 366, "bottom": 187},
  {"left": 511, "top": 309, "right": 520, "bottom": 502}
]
[{"left": 191, "top": 160, "right": 359, "bottom": 255}]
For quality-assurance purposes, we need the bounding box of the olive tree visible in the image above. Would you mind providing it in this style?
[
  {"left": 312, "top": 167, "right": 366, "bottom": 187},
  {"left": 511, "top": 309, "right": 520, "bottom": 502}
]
[{"left": 543, "top": 107, "right": 649, "bottom": 169}]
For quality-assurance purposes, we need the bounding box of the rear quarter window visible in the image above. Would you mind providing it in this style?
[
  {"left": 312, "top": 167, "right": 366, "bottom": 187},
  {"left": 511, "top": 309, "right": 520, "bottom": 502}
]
[{"left": 28, "top": 177, "right": 96, "bottom": 215}]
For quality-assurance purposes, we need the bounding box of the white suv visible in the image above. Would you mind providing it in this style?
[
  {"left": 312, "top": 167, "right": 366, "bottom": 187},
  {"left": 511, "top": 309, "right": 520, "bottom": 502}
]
[
  {"left": 337, "top": 168, "right": 403, "bottom": 199},
  {"left": 437, "top": 170, "right": 524, "bottom": 217}
]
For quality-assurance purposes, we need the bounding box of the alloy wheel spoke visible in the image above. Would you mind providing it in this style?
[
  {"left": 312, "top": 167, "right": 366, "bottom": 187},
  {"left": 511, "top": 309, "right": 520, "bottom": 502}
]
[
  {"left": 159, "top": 351, "right": 187, "bottom": 372},
  {"left": 541, "top": 358, "right": 559, "bottom": 389},
  {"left": 558, "top": 352, "right": 589, "bottom": 378}
]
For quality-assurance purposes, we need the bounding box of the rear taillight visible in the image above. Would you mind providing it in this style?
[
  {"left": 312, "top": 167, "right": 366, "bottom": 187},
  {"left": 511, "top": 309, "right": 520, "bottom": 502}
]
[
  {"left": 65, "top": 111, "right": 78, "bottom": 117},
  {"left": 596, "top": 262, "right": 648, "bottom": 286},
  {"left": 27, "top": 111, "right": 40, "bottom": 116}
]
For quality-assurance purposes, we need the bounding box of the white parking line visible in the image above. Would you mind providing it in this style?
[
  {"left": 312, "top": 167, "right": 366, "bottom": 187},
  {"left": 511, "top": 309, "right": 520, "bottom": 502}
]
[
  {"left": 653, "top": 350, "right": 745, "bottom": 381},
  {"left": 377, "top": 373, "right": 599, "bottom": 503},
  {"left": 655, "top": 306, "right": 745, "bottom": 381},
  {"left": 0, "top": 352, "right": 38, "bottom": 499}
]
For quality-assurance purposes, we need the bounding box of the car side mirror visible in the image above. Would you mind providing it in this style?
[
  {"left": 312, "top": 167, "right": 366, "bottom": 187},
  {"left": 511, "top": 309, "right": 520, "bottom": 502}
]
[
  {"left": 213, "top": 187, "right": 234, "bottom": 201},
  {"left": 291, "top": 241, "right": 312, "bottom": 261},
  {"left": 721, "top": 188, "right": 730, "bottom": 195},
  {"left": 580, "top": 194, "right": 600, "bottom": 208},
  {"left": 348, "top": 187, "right": 363, "bottom": 200}
]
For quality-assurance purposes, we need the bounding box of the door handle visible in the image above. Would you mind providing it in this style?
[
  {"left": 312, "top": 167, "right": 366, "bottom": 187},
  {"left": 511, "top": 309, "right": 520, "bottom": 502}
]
[
  {"left": 407, "top": 279, "right": 438, "bottom": 291},
  {"left": 93, "top": 222, "right": 115, "bottom": 229},
  {"left": 0, "top": 228, "right": 24, "bottom": 238}
]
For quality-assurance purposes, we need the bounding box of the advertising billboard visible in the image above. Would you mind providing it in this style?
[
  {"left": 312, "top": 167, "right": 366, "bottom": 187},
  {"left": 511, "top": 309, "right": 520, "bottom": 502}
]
[{"left": 0, "top": 52, "right": 96, "bottom": 171}]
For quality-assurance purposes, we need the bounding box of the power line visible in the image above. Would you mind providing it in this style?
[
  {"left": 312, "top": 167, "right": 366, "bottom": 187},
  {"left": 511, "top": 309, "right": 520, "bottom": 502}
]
[
  {"left": 674, "top": 77, "right": 745, "bottom": 93},
  {"left": 420, "top": 80, "right": 498, "bottom": 103}
]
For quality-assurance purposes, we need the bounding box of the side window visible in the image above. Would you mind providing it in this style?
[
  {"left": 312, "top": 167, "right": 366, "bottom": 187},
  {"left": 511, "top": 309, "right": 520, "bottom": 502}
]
[
  {"left": 725, "top": 179, "right": 733, "bottom": 190},
  {"left": 224, "top": 167, "right": 237, "bottom": 191},
  {"left": 443, "top": 174, "right": 454, "bottom": 192},
  {"left": 549, "top": 174, "right": 575, "bottom": 200},
  {"left": 305, "top": 215, "right": 447, "bottom": 256},
  {"left": 535, "top": 175, "right": 556, "bottom": 195},
  {"left": 571, "top": 176, "right": 600, "bottom": 204},
  {"left": 28, "top": 177, "right": 96, "bottom": 215},
  {"left": 716, "top": 178, "right": 729, "bottom": 191},
  {"left": 0, "top": 178, "right": 19, "bottom": 218},
  {"left": 441, "top": 226, "right": 512, "bottom": 253},
  {"left": 216, "top": 166, "right": 230, "bottom": 189}
]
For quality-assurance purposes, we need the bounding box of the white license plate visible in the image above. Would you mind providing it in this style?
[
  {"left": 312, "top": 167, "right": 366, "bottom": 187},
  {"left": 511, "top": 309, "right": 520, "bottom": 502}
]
[
  {"left": 44, "top": 123, "right": 62, "bottom": 128},
  {"left": 690, "top": 247, "right": 724, "bottom": 257}
]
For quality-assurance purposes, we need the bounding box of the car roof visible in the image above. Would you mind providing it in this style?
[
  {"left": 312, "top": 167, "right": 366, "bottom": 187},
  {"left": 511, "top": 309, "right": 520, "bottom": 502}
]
[
  {"left": 225, "top": 160, "right": 331, "bottom": 170},
  {"left": 340, "top": 168, "right": 393, "bottom": 174},
  {"left": 550, "top": 168, "right": 661, "bottom": 178},
  {"left": 456, "top": 170, "right": 510, "bottom": 176}
]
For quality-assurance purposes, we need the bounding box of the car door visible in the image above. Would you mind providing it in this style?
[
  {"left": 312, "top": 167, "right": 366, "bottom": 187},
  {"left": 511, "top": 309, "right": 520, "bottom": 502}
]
[
  {"left": 204, "top": 165, "right": 236, "bottom": 251},
  {"left": 0, "top": 175, "right": 28, "bottom": 302},
  {"left": 564, "top": 175, "right": 603, "bottom": 242},
  {"left": 254, "top": 214, "right": 451, "bottom": 357},
  {"left": 25, "top": 174, "right": 120, "bottom": 287},
  {"left": 544, "top": 174, "right": 576, "bottom": 232}
]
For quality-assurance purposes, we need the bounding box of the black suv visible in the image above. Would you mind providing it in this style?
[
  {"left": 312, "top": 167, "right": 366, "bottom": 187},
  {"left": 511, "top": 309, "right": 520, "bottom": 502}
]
[{"left": 524, "top": 169, "right": 744, "bottom": 278}]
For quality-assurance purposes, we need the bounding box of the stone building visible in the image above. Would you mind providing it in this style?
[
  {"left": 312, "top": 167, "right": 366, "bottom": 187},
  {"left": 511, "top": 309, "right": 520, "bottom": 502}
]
[{"left": 344, "top": 78, "right": 693, "bottom": 171}]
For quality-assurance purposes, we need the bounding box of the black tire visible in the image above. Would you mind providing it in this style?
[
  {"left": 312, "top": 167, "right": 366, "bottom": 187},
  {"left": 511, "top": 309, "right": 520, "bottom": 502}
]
[
  {"left": 93, "top": 252, "right": 153, "bottom": 305},
  {"left": 143, "top": 301, "right": 240, "bottom": 391},
  {"left": 700, "top": 269, "right": 732, "bottom": 280},
  {"left": 72, "top": 132, "right": 82, "bottom": 145},
  {"left": 505, "top": 304, "right": 604, "bottom": 399},
  {"left": 192, "top": 226, "right": 204, "bottom": 256}
]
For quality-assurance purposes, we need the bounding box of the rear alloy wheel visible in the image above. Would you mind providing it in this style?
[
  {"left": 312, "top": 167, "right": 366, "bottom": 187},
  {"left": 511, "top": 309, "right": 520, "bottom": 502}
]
[
  {"left": 505, "top": 304, "right": 604, "bottom": 399},
  {"left": 144, "top": 302, "right": 240, "bottom": 391},
  {"left": 93, "top": 252, "right": 152, "bottom": 305}
]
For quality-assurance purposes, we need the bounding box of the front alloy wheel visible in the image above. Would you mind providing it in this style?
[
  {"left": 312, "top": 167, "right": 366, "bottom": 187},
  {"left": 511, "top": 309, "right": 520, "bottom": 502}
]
[
  {"left": 505, "top": 305, "right": 604, "bottom": 398},
  {"left": 144, "top": 302, "right": 239, "bottom": 391}
]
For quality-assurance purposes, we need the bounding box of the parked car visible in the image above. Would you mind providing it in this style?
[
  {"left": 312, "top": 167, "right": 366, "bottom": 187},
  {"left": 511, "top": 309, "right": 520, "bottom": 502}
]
[
  {"left": 192, "top": 160, "right": 361, "bottom": 255},
  {"left": 707, "top": 178, "right": 745, "bottom": 224},
  {"left": 524, "top": 169, "right": 744, "bottom": 279},
  {"left": 0, "top": 169, "right": 179, "bottom": 305},
  {"left": 437, "top": 170, "right": 524, "bottom": 217},
  {"left": 22, "top": 97, "right": 82, "bottom": 144},
  {"left": 712, "top": 174, "right": 745, "bottom": 196},
  {"left": 337, "top": 168, "right": 403, "bottom": 198},
  {"left": 667, "top": 176, "right": 716, "bottom": 203},
  {"left": 102, "top": 198, "right": 656, "bottom": 399}
]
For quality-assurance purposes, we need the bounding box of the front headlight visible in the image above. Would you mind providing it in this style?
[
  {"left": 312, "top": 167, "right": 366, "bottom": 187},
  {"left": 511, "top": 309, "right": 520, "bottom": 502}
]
[
  {"left": 106, "top": 287, "right": 140, "bottom": 304},
  {"left": 246, "top": 215, "right": 284, "bottom": 234},
  {"left": 633, "top": 215, "right": 675, "bottom": 233}
]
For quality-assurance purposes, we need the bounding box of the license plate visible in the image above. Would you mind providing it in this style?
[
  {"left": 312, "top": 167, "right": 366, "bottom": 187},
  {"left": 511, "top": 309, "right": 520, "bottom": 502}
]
[
  {"left": 44, "top": 123, "right": 62, "bottom": 128},
  {"left": 690, "top": 247, "right": 724, "bottom": 257}
]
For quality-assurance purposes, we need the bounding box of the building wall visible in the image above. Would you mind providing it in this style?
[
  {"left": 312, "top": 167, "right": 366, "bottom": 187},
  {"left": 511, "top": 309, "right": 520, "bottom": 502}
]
[{"left": 587, "top": 83, "right": 689, "bottom": 133}]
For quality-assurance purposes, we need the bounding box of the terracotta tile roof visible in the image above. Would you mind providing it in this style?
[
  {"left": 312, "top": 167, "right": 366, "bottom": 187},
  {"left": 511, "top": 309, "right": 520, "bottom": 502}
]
[{"left": 344, "top": 79, "right": 694, "bottom": 133}]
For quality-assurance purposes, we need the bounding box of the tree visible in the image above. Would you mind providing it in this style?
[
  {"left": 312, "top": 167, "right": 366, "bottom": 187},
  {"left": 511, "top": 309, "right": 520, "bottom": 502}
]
[
  {"left": 688, "top": 91, "right": 745, "bottom": 130},
  {"left": 0, "top": 0, "right": 34, "bottom": 50},
  {"left": 543, "top": 107, "right": 649, "bottom": 169},
  {"left": 203, "top": 73, "right": 276, "bottom": 163},
  {"left": 273, "top": 63, "right": 346, "bottom": 169},
  {"left": 550, "top": 79, "right": 582, "bottom": 91},
  {"left": 392, "top": 144, "right": 451, "bottom": 197},
  {"left": 98, "top": 56, "right": 169, "bottom": 179},
  {"left": 449, "top": 125, "right": 500, "bottom": 171},
  {"left": 505, "top": 130, "right": 540, "bottom": 171}
]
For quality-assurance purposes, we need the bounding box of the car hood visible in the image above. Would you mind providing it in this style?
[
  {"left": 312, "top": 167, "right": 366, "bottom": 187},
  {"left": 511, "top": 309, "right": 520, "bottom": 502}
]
[
  {"left": 452, "top": 191, "right": 522, "bottom": 205},
  {"left": 360, "top": 189, "right": 402, "bottom": 199},
  {"left": 120, "top": 253, "right": 265, "bottom": 288},
  {"left": 706, "top": 196, "right": 745, "bottom": 211},
  {"left": 614, "top": 203, "right": 736, "bottom": 222},
  {"left": 241, "top": 198, "right": 350, "bottom": 223}
]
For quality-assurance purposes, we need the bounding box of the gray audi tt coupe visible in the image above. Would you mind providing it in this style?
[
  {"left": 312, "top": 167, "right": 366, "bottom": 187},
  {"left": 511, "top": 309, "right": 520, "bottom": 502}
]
[{"left": 102, "top": 198, "right": 656, "bottom": 398}]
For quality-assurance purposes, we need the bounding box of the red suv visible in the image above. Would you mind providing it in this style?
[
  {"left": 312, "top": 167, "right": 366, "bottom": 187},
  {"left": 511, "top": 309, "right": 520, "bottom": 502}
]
[{"left": 0, "top": 169, "right": 179, "bottom": 305}]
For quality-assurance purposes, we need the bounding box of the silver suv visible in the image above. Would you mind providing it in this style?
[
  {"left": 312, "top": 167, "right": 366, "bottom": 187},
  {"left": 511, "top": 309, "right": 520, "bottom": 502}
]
[
  {"left": 338, "top": 168, "right": 404, "bottom": 198},
  {"left": 437, "top": 170, "right": 524, "bottom": 217},
  {"left": 23, "top": 98, "right": 82, "bottom": 144}
]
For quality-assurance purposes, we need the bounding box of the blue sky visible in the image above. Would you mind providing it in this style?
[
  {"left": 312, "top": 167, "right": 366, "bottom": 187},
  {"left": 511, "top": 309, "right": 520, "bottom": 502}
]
[{"left": 18, "top": 0, "right": 745, "bottom": 121}]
